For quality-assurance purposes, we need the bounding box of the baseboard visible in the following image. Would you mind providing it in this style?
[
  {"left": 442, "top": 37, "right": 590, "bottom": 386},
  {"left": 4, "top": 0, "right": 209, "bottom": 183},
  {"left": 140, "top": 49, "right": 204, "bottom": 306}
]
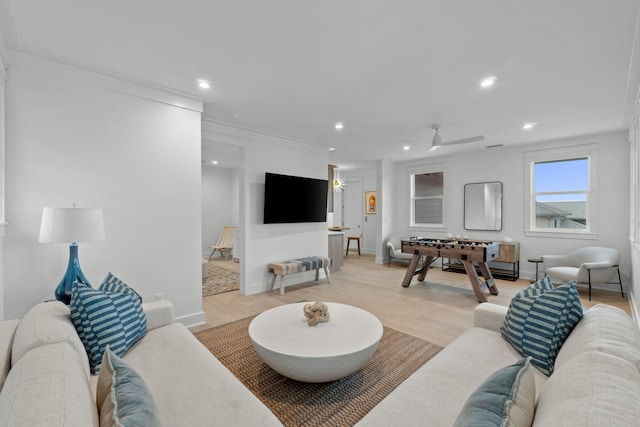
[
  {"left": 628, "top": 289, "right": 639, "bottom": 324},
  {"left": 176, "top": 310, "right": 206, "bottom": 328},
  {"left": 247, "top": 281, "right": 269, "bottom": 295}
]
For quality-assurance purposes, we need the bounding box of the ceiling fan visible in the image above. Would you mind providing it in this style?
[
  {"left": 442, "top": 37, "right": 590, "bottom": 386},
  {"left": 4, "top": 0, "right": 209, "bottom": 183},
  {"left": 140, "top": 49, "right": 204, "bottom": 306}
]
[{"left": 428, "top": 124, "right": 485, "bottom": 150}]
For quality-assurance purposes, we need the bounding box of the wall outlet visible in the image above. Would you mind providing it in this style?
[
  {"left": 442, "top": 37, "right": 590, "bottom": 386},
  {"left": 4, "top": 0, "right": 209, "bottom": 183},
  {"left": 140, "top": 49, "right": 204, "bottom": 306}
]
[{"left": 154, "top": 293, "right": 163, "bottom": 301}]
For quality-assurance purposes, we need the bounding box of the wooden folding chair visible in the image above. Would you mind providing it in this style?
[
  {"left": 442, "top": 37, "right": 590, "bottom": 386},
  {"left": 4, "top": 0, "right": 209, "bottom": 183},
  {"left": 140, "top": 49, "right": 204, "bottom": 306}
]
[{"left": 208, "top": 226, "right": 236, "bottom": 261}]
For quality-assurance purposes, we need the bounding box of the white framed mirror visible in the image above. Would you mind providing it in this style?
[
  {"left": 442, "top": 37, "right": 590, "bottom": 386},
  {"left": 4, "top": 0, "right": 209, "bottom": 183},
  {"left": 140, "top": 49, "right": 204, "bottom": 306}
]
[{"left": 464, "top": 182, "right": 503, "bottom": 231}]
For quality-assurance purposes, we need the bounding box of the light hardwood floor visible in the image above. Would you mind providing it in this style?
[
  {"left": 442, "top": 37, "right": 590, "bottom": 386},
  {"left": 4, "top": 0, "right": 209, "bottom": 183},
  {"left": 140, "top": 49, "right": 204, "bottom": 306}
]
[{"left": 191, "top": 254, "right": 631, "bottom": 348}]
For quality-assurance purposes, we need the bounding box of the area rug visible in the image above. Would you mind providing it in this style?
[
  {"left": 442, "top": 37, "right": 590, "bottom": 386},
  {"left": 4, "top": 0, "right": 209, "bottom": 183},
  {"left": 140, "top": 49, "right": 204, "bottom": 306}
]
[
  {"left": 202, "top": 263, "right": 239, "bottom": 296},
  {"left": 194, "top": 316, "right": 443, "bottom": 426}
]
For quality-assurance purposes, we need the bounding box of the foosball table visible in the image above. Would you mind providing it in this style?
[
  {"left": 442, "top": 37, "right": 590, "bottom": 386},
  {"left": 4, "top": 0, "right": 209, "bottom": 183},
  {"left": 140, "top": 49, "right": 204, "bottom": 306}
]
[{"left": 400, "top": 238, "right": 500, "bottom": 302}]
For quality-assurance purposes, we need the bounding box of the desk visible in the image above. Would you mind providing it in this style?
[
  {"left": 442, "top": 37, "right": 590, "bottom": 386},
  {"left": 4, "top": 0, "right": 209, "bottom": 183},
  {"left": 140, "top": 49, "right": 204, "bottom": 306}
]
[{"left": 401, "top": 238, "right": 500, "bottom": 303}]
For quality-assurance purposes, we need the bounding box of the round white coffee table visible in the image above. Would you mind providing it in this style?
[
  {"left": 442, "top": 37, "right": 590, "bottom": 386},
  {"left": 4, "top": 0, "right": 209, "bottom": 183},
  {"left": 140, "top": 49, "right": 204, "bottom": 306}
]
[{"left": 248, "top": 302, "right": 383, "bottom": 383}]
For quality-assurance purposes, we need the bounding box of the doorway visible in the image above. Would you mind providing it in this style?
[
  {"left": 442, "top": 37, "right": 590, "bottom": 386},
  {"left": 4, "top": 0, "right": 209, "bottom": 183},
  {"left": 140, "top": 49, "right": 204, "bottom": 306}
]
[
  {"left": 343, "top": 177, "right": 363, "bottom": 247},
  {"left": 201, "top": 141, "right": 241, "bottom": 297}
]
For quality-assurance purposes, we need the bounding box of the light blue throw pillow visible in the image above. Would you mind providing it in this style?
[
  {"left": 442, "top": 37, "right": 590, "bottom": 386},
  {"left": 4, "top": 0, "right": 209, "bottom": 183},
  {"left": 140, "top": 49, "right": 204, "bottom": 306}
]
[
  {"left": 501, "top": 277, "right": 583, "bottom": 375},
  {"left": 70, "top": 280, "right": 147, "bottom": 374},
  {"left": 97, "top": 347, "right": 161, "bottom": 426},
  {"left": 453, "top": 358, "right": 535, "bottom": 427}
]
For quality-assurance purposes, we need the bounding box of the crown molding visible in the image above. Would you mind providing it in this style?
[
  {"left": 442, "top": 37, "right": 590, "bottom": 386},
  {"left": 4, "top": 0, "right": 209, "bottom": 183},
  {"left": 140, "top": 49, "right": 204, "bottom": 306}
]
[
  {"left": 201, "top": 117, "right": 327, "bottom": 154},
  {"left": 5, "top": 49, "right": 202, "bottom": 112}
]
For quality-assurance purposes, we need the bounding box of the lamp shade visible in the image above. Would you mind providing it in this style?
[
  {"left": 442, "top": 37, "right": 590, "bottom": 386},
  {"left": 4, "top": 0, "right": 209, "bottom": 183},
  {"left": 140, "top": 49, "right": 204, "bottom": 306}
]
[{"left": 39, "top": 207, "right": 105, "bottom": 243}]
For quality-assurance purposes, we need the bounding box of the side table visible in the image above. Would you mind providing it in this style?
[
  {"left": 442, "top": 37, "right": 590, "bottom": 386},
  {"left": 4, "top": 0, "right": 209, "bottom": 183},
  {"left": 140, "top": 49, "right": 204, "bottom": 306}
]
[{"left": 527, "top": 258, "right": 543, "bottom": 283}]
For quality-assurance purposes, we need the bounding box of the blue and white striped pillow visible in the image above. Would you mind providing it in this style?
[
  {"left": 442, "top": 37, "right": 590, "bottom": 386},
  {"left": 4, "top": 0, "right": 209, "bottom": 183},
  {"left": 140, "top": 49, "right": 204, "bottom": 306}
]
[
  {"left": 70, "top": 280, "right": 147, "bottom": 374},
  {"left": 501, "top": 277, "right": 583, "bottom": 375},
  {"left": 100, "top": 272, "right": 142, "bottom": 303}
]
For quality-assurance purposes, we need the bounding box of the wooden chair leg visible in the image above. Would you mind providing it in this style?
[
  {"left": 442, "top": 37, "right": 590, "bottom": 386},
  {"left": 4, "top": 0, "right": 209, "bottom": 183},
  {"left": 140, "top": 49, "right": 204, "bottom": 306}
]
[
  {"left": 268, "top": 274, "right": 277, "bottom": 292},
  {"left": 279, "top": 276, "right": 286, "bottom": 296},
  {"left": 345, "top": 239, "right": 351, "bottom": 256},
  {"left": 357, "top": 238, "right": 361, "bottom": 255}
]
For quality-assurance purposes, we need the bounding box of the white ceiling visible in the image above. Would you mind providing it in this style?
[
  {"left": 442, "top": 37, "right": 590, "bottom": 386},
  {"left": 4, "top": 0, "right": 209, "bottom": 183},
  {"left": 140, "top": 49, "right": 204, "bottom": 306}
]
[{"left": 1, "top": 1, "right": 639, "bottom": 169}]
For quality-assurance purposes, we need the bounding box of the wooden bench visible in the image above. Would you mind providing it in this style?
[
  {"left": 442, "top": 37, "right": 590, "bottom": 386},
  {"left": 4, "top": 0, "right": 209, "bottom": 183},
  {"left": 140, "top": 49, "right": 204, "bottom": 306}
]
[{"left": 268, "top": 256, "right": 332, "bottom": 295}]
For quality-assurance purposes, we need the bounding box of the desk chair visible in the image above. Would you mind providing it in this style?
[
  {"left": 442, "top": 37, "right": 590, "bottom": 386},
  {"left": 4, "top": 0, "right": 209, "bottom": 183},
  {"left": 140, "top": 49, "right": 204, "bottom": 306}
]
[{"left": 345, "top": 232, "right": 362, "bottom": 256}]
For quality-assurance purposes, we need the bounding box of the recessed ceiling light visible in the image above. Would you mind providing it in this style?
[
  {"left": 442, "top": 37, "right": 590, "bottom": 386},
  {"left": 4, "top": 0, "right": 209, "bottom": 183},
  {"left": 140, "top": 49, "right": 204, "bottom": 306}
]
[
  {"left": 334, "top": 122, "right": 344, "bottom": 131},
  {"left": 329, "top": 147, "right": 336, "bottom": 151},
  {"left": 212, "top": 160, "right": 218, "bottom": 165},
  {"left": 403, "top": 145, "right": 410, "bottom": 151},
  {"left": 480, "top": 76, "right": 496, "bottom": 88},
  {"left": 523, "top": 122, "right": 536, "bottom": 130},
  {"left": 197, "top": 80, "right": 211, "bottom": 89}
]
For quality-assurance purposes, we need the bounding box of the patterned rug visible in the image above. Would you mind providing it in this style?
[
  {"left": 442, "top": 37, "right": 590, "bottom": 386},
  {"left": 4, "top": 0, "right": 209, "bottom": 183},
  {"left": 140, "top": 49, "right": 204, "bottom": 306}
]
[
  {"left": 202, "top": 262, "right": 239, "bottom": 296},
  {"left": 194, "top": 316, "right": 442, "bottom": 426}
]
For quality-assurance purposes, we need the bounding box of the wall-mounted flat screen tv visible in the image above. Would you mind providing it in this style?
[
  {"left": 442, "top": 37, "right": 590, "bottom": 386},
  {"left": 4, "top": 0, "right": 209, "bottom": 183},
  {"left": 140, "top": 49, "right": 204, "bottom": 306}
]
[{"left": 263, "top": 172, "right": 328, "bottom": 224}]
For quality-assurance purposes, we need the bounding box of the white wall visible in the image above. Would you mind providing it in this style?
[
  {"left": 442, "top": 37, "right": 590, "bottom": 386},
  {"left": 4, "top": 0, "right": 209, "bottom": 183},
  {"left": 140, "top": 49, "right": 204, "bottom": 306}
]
[
  {"left": 0, "top": 53, "right": 6, "bottom": 320},
  {"left": 628, "top": 114, "right": 640, "bottom": 320},
  {"left": 389, "top": 131, "right": 630, "bottom": 284},
  {"left": 376, "top": 160, "right": 395, "bottom": 263},
  {"left": 201, "top": 166, "right": 238, "bottom": 256},
  {"left": 201, "top": 121, "right": 331, "bottom": 295},
  {"left": 3, "top": 54, "right": 204, "bottom": 324},
  {"left": 241, "top": 137, "right": 330, "bottom": 294}
]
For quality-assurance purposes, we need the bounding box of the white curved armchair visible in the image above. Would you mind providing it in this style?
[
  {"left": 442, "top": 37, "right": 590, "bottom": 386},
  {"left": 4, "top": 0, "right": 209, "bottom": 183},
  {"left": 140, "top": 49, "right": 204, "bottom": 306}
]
[
  {"left": 386, "top": 234, "right": 415, "bottom": 267},
  {"left": 542, "top": 246, "right": 623, "bottom": 301}
]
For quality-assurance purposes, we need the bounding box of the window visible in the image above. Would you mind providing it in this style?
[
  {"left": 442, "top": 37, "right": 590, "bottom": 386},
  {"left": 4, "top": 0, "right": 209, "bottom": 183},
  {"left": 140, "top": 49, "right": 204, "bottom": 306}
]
[
  {"left": 411, "top": 172, "right": 444, "bottom": 226},
  {"left": 525, "top": 146, "right": 597, "bottom": 237},
  {"left": 533, "top": 158, "right": 588, "bottom": 230}
]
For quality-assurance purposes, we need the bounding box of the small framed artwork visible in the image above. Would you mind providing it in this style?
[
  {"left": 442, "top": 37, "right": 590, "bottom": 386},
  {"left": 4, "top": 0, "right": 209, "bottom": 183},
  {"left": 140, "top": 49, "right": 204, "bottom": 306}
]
[{"left": 365, "top": 191, "right": 377, "bottom": 214}]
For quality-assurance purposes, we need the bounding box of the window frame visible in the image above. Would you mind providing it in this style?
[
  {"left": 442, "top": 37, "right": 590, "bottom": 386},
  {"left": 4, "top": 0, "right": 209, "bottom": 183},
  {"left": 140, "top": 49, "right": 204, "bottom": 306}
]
[
  {"left": 408, "top": 164, "right": 447, "bottom": 230},
  {"left": 524, "top": 145, "right": 599, "bottom": 239}
]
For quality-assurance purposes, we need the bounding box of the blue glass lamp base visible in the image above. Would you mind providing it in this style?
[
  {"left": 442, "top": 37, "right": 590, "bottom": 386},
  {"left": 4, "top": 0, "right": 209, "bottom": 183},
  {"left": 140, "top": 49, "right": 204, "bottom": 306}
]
[{"left": 54, "top": 243, "right": 92, "bottom": 305}]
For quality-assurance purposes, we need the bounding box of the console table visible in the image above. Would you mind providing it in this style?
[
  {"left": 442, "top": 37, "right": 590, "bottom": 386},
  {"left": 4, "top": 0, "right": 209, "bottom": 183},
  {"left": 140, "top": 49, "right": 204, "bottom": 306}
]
[{"left": 443, "top": 242, "right": 520, "bottom": 281}]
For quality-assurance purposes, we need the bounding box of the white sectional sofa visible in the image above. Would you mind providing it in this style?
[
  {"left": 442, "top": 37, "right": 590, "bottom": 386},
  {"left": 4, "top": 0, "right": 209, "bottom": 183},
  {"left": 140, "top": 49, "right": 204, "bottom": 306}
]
[
  {"left": 0, "top": 300, "right": 281, "bottom": 426},
  {"left": 357, "top": 302, "right": 640, "bottom": 426},
  {"left": 0, "top": 299, "right": 638, "bottom": 426}
]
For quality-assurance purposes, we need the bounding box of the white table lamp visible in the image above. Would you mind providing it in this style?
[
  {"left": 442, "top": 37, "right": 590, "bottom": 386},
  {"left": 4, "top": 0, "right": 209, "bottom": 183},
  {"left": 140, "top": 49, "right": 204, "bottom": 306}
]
[{"left": 39, "top": 206, "right": 105, "bottom": 304}]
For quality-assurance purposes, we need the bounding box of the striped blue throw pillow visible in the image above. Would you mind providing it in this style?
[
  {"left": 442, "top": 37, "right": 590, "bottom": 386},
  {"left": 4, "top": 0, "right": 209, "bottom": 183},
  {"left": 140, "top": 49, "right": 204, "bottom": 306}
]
[
  {"left": 500, "top": 277, "right": 583, "bottom": 375},
  {"left": 70, "top": 281, "right": 147, "bottom": 374},
  {"left": 100, "top": 272, "right": 142, "bottom": 303}
]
